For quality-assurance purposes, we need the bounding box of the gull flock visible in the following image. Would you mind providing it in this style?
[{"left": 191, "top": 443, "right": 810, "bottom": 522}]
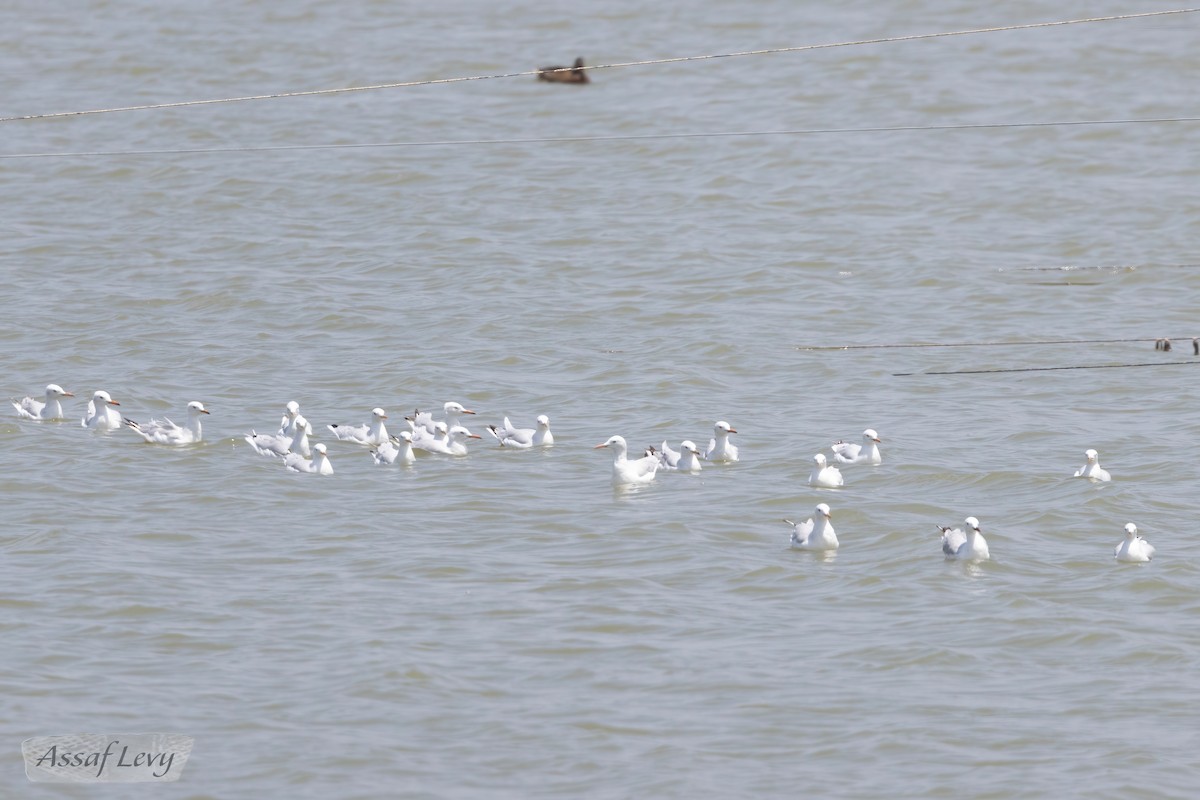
[{"left": 11, "top": 385, "right": 1154, "bottom": 565}]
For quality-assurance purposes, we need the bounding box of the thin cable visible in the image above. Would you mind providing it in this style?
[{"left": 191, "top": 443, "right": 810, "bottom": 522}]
[
  {"left": 2, "top": 115, "right": 1198, "bottom": 161},
  {"left": 1, "top": 8, "right": 1195, "bottom": 124},
  {"left": 894, "top": 361, "right": 1200, "bottom": 376},
  {"left": 799, "top": 336, "right": 1194, "bottom": 351}
]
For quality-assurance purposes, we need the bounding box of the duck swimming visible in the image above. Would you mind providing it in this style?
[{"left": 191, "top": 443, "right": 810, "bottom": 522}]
[{"left": 538, "top": 57, "right": 589, "bottom": 84}]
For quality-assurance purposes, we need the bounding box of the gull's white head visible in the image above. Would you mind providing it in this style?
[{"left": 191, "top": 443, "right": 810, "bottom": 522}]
[
  {"left": 445, "top": 401, "right": 475, "bottom": 415},
  {"left": 813, "top": 453, "right": 828, "bottom": 467},
  {"left": 1085, "top": 449, "right": 1099, "bottom": 462},
  {"left": 1124, "top": 522, "right": 1138, "bottom": 538},
  {"left": 816, "top": 503, "right": 832, "bottom": 519},
  {"left": 285, "top": 401, "right": 300, "bottom": 415},
  {"left": 187, "top": 401, "right": 210, "bottom": 415},
  {"left": 372, "top": 408, "right": 387, "bottom": 420},
  {"left": 314, "top": 443, "right": 328, "bottom": 456},
  {"left": 715, "top": 420, "right": 736, "bottom": 435},
  {"left": 594, "top": 435, "right": 627, "bottom": 451},
  {"left": 397, "top": 431, "right": 413, "bottom": 442},
  {"left": 537, "top": 414, "right": 550, "bottom": 427},
  {"left": 449, "top": 425, "right": 481, "bottom": 440},
  {"left": 47, "top": 384, "right": 74, "bottom": 398},
  {"left": 93, "top": 390, "right": 119, "bottom": 406},
  {"left": 434, "top": 421, "right": 449, "bottom": 436},
  {"left": 681, "top": 440, "right": 699, "bottom": 455},
  {"left": 864, "top": 429, "right": 880, "bottom": 442},
  {"left": 965, "top": 516, "right": 981, "bottom": 532}
]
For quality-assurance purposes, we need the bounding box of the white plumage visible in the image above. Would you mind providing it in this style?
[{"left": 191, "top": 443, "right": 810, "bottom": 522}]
[
  {"left": 12, "top": 384, "right": 74, "bottom": 420},
  {"left": 786, "top": 503, "right": 838, "bottom": 550},
  {"left": 939, "top": 516, "right": 989, "bottom": 562},
  {"left": 831, "top": 429, "right": 882, "bottom": 465},
  {"left": 1073, "top": 449, "right": 1111, "bottom": 482},
  {"left": 808, "top": 453, "right": 844, "bottom": 488},
  {"left": 124, "top": 401, "right": 210, "bottom": 446},
  {"left": 81, "top": 390, "right": 123, "bottom": 431},
  {"left": 595, "top": 434, "right": 660, "bottom": 486},
  {"left": 703, "top": 420, "right": 739, "bottom": 462},
  {"left": 1114, "top": 522, "right": 1155, "bottom": 563},
  {"left": 328, "top": 407, "right": 389, "bottom": 446}
]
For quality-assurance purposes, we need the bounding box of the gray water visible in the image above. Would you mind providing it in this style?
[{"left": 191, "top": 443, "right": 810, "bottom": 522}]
[{"left": 3, "top": 0, "right": 1199, "bottom": 797}]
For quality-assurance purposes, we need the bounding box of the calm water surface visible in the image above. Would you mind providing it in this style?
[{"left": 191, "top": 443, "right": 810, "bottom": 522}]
[{"left": 2, "top": 0, "right": 1199, "bottom": 797}]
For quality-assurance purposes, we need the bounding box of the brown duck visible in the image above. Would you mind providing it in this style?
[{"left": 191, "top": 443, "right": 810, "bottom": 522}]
[{"left": 537, "top": 57, "right": 589, "bottom": 84}]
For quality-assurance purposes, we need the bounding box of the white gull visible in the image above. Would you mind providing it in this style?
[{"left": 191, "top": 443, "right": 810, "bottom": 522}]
[
  {"left": 12, "top": 384, "right": 75, "bottom": 420},
  {"left": 81, "top": 390, "right": 123, "bottom": 431},
  {"left": 657, "top": 440, "right": 703, "bottom": 473},
  {"left": 808, "top": 453, "right": 844, "bottom": 488},
  {"left": 124, "top": 400, "right": 210, "bottom": 446},
  {"left": 831, "top": 429, "right": 882, "bottom": 465},
  {"left": 412, "top": 422, "right": 482, "bottom": 456},
  {"left": 703, "top": 420, "right": 739, "bottom": 462},
  {"left": 487, "top": 414, "right": 554, "bottom": 448},
  {"left": 372, "top": 431, "right": 416, "bottom": 465},
  {"left": 939, "top": 516, "right": 990, "bottom": 562},
  {"left": 1074, "top": 449, "right": 1111, "bottom": 482},
  {"left": 786, "top": 503, "right": 838, "bottom": 550},
  {"left": 246, "top": 417, "right": 312, "bottom": 458},
  {"left": 412, "top": 401, "right": 477, "bottom": 437},
  {"left": 328, "top": 407, "right": 389, "bottom": 446},
  {"left": 284, "top": 442, "right": 334, "bottom": 475},
  {"left": 1114, "top": 522, "right": 1155, "bottom": 563},
  {"left": 595, "top": 434, "right": 660, "bottom": 486},
  {"left": 278, "top": 401, "right": 302, "bottom": 436}
]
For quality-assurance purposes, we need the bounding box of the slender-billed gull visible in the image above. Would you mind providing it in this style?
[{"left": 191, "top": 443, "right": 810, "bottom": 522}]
[
  {"left": 12, "top": 384, "right": 74, "bottom": 420},
  {"left": 808, "top": 453, "right": 844, "bottom": 488},
  {"left": 939, "top": 516, "right": 989, "bottom": 562},
  {"left": 284, "top": 442, "right": 334, "bottom": 475},
  {"left": 657, "top": 440, "right": 703, "bottom": 473},
  {"left": 124, "top": 401, "right": 210, "bottom": 445},
  {"left": 412, "top": 422, "right": 481, "bottom": 456},
  {"left": 246, "top": 417, "right": 312, "bottom": 458},
  {"left": 372, "top": 431, "right": 416, "bottom": 465},
  {"left": 832, "top": 429, "right": 882, "bottom": 465},
  {"left": 278, "top": 401, "right": 301, "bottom": 436},
  {"left": 412, "top": 402, "right": 476, "bottom": 437},
  {"left": 487, "top": 414, "right": 554, "bottom": 448},
  {"left": 81, "top": 390, "right": 122, "bottom": 431},
  {"left": 1074, "top": 449, "right": 1111, "bottom": 482},
  {"left": 595, "top": 434, "right": 660, "bottom": 486},
  {"left": 786, "top": 503, "right": 838, "bottom": 550},
  {"left": 328, "top": 407, "right": 389, "bottom": 446},
  {"left": 703, "top": 420, "right": 739, "bottom": 462},
  {"left": 1114, "top": 522, "right": 1155, "bottom": 563}
]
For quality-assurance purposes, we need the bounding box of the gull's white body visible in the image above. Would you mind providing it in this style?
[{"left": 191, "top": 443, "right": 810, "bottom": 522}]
[
  {"left": 703, "top": 420, "right": 739, "bottom": 462},
  {"left": 278, "top": 401, "right": 301, "bottom": 437},
  {"left": 328, "top": 407, "right": 389, "bottom": 446},
  {"left": 81, "top": 390, "right": 122, "bottom": 431},
  {"left": 786, "top": 504, "right": 838, "bottom": 550},
  {"left": 832, "top": 429, "right": 882, "bottom": 465},
  {"left": 487, "top": 414, "right": 554, "bottom": 448},
  {"left": 12, "top": 384, "right": 74, "bottom": 420},
  {"left": 124, "top": 401, "right": 210, "bottom": 445},
  {"left": 1114, "top": 523, "right": 1155, "bottom": 563},
  {"left": 1074, "top": 449, "right": 1111, "bottom": 482},
  {"left": 246, "top": 418, "right": 312, "bottom": 458},
  {"left": 596, "top": 434, "right": 660, "bottom": 486},
  {"left": 658, "top": 440, "right": 702, "bottom": 473},
  {"left": 285, "top": 442, "right": 333, "bottom": 475},
  {"left": 372, "top": 431, "right": 416, "bottom": 465},
  {"left": 809, "top": 453, "right": 844, "bottom": 488},
  {"left": 413, "top": 422, "right": 481, "bottom": 456},
  {"left": 940, "top": 516, "right": 990, "bottom": 562},
  {"left": 412, "top": 402, "right": 477, "bottom": 437}
]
